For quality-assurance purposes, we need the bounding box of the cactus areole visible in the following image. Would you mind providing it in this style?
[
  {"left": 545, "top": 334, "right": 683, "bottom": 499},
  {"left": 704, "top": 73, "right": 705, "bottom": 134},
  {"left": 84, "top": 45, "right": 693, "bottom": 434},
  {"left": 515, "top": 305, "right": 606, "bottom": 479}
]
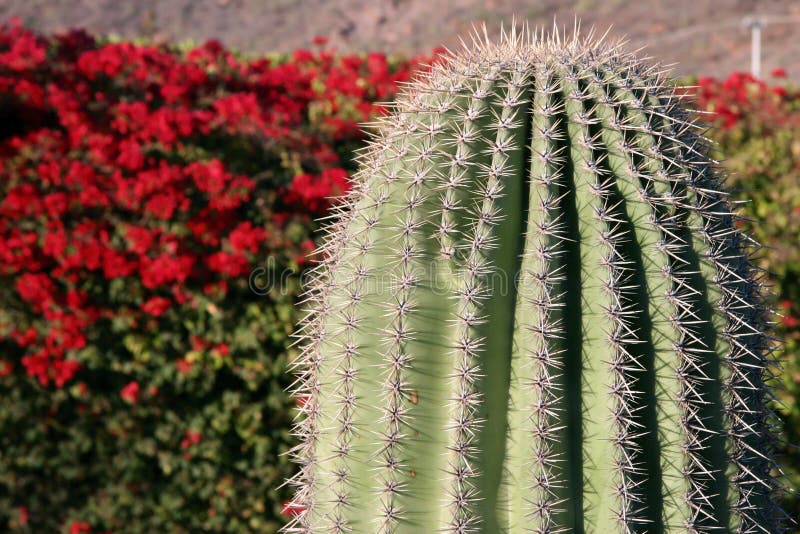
[{"left": 284, "top": 26, "right": 782, "bottom": 533}]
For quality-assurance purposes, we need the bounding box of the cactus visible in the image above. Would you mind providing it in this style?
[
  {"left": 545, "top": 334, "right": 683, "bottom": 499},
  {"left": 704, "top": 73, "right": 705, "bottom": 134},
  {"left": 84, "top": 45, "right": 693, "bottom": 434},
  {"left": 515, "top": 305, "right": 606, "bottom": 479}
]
[{"left": 284, "top": 25, "right": 783, "bottom": 533}]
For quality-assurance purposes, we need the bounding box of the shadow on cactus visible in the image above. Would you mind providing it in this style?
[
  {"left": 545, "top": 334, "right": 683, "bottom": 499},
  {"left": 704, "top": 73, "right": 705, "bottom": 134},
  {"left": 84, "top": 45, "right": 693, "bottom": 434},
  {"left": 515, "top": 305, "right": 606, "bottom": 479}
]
[{"left": 283, "top": 24, "right": 785, "bottom": 533}]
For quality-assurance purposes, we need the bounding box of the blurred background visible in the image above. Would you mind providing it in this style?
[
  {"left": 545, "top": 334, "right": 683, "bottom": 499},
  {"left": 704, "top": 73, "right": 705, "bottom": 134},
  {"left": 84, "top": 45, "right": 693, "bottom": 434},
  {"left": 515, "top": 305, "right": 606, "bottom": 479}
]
[
  {"left": 3, "top": 0, "right": 800, "bottom": 79},
  {"left": 0, "top": 1, "right": 799, "bottom": 533}
]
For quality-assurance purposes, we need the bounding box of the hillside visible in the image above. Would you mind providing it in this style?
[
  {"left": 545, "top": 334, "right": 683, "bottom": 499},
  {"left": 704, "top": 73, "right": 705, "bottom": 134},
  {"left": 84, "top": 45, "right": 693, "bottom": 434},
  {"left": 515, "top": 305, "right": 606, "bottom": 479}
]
[{"left": 3, "top": 0, "right": 800, "bottom": 79}]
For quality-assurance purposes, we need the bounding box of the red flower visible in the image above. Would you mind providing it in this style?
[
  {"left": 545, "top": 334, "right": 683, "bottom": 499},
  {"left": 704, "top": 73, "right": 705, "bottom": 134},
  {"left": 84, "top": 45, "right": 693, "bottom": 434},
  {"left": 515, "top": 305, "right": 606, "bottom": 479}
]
[
  {"left": 175, "top": 358, "right": 193, "bottom": 374},
  {"left": 771, "top": 68, "right": 788, "bottom": 78},
  {"left": 228, "top": 222, "right": 267, "bottom": 254},
  {"left": 297, "top": 239, "right": 316, "bottom": 265},
  {"left": 207, "top": 251, "right": 250, "bottom": 277},
  {"left": 0, "top": 360, "right": 13, "bottom": 377},
  {"left": 120, "top": 381, "right": 140, "bottom": 403},
  {"left": 17, "top": 506, "right": 28, "bottom": 526},
  {"left": 12, "top": 327, "right": 38, "bottom": 347},
  {"left": 140, "top": 254, "right": 194, "bottom": 289},
  {"left": 141, "top": 296, "right": 171, "bottom": 317},
  {"left": 53, "top": 359, "right": 81, "bottom": 387},
  {"left": 281, "top": 500, "right": 304, "bottom": 518},
  {"left": 20, "top": 349, "right": 47, "bottom": 385},
  {"left": 43, "top": 192, "right": 69, "bottom": 218},
  {"left": 68, "top": 521, "right": 91, "bottom": 534},
  {"left": 0, "top": 30, "right": 47, "bottom": 71},
  {"left": 102, "top": 250, "right": 136, "bottom": 279},
  {"left": 181, "top": 429, "right": 202, "bottom": 448},
  {"left": 186, "top": 159, "right": 230, "bottom": 196},
  {"left": 145, "top": 192, "right": 179, "bottom": 220},
  {"left": 124, "top": 225, "right": 156, "bottom": 255},
  {"left": 15, "top": 273, "right": 56, "bottom": 311},
  {"left": 285, "top": 168, "right": 350, "bottom": 213}
]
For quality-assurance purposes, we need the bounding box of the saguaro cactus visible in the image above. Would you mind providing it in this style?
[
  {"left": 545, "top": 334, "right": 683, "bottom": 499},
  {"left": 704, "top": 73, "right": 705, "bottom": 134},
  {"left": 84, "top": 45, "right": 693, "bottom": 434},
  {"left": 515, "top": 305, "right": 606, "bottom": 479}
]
[{"left": 284, "top": 26, "right": 782, "bottom": 533}]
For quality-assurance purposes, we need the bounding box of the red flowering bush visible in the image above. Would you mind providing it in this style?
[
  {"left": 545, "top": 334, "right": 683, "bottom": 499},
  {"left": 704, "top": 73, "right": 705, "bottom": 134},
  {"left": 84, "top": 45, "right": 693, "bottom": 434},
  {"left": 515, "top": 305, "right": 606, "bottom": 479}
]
[
  {"left": 0, "top": 20, "right": 439, "bottom": 532},
  {"left": 693, "top": 70, "right": 800, "bottom": 130},
  {"left": 689, "top": 70, "right": 800, "bottom": 521}
]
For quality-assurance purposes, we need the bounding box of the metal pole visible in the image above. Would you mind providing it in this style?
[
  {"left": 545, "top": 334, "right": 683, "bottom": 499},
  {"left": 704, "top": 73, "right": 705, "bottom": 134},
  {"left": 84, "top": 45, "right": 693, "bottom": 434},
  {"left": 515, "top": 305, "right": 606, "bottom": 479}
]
[{"left": 746, "top": 17, "right": 764, "bottom": 78}]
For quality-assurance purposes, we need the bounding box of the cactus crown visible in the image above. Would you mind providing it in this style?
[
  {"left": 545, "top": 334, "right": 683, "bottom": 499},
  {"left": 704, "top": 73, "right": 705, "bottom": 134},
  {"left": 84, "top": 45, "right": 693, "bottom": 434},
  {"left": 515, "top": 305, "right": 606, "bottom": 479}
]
[{"left": 284, "top": 24, "right": 783, "bottom": 533}]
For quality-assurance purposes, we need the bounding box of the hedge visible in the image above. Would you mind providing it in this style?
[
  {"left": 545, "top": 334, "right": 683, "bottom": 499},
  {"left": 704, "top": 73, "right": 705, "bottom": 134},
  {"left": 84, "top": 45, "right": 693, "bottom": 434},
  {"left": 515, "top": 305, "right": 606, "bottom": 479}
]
[
  {"left": 1, "top": 19, "right": 798, "bottom": 532},
  {"left": 0, "top": 20, "right": 442, "bottom": 532}
]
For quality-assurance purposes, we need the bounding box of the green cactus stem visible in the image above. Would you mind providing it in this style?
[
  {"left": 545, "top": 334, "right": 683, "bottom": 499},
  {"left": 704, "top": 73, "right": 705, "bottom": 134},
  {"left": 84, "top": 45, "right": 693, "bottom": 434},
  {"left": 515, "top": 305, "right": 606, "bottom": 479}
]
[{"left": 283, "top": 24, "right": 783, "bottom": 534}]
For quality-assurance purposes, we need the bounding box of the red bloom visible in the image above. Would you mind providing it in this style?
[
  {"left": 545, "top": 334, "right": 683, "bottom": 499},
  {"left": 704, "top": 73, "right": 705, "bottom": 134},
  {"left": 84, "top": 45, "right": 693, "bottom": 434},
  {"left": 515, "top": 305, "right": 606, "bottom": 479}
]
[
  {"left": 145, "top": 192, "right": 179, "bottom": 220},
  {"left": 228, "top": 222, "right": 267, "bottom": 254},
  {"left": 141, "top": 296, "right": 171, "bottom": 317},
  {"left": 17, "top": 506, "right": 29, "bottom": 526},
  {"left": 43, "top": 192, "right": 69, "bottom": 218},
  {"left": 296, "top": 239, "right": 316, "bottom": 265},
  {"left": 181, "top": 429, "right": 202, "bottom": 448},
  {"left": 68, "top": 521, "right": 91, "bottom": 534},
  {"left": 120, "top": 381, "right": 140, "bottom": 403},
  {"left": 175, "top": 358, "right": 193, "bottom": 374},
  {"left": 281, "top": 500, "right": 304, "bottom": 518},
  {"left": 285, "top": 168, "right": 350, "bottom": 213},
  {"left": 0, "top": 30, "right": 47, "bottom": 71},
  {"left": 124, "top": 225, "right": 156, "bottom": 255},
  {"left": 207, "top": 251, "right": 250, "bottom": 277},
  {"left": 140, "top": 254, "right": 194, "bottom": 289},
  {"left": 186, "top": 159, "right": 230, "bottom": 196},
  {"left": 771, "top": 67, "right": 788, "bottom": 78},
  {"left": 21, "top": 349, "right": 49, "bottom": 386},
  {"left": 53, "top": 359, "right": 81, "bottom": 388},
  {"left": 12, "top": 327, "right": 38, "bottom": 347},
  {"left": 102, "top": 250, "right": 136, "bottom": 279},
  {"left": 15, "top": 273, "right": 56, "bottom": 311}
]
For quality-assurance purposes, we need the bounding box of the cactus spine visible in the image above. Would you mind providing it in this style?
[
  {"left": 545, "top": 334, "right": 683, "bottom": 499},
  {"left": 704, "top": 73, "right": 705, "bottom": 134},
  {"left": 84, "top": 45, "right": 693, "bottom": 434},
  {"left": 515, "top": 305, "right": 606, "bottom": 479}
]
[{"left": 284, "top": 25, "right": 783, "bottom": 533}]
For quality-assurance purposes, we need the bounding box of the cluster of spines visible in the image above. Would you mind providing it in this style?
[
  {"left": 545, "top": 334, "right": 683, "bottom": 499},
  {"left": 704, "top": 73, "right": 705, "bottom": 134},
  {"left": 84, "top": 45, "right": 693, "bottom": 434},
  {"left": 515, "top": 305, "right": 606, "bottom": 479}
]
[
  {"left": 444, "top": 61, "right": 511, "bottom": 534},
  {"left": 574, "top": 65, "right": 654, "bottom": 531},
  {"left": 518, "top": 65, "right": 569, "bottom": 533},
  {"left": 605, "top": 68, "right": 702, "bottom": 531},
  {"left": 373, "top": 87, "right": 444, "bottom": 532},
  {"left": 436, "top": 61, "right": 491, "bottom": 534},
  {"left": 284, "top": 112, "right": 403, "bottom": 531},
  {"left": 681, "top": 128, "right": 785, "bottom": 532},
  {"left": 580, "top": 67, "right": 655, "bottom": 531},
  {"left": 581, "top": 64, "right": 699, "bottom": 531},
  {"left": 558, "top": 60, "right": 644, "bottom": 531}
]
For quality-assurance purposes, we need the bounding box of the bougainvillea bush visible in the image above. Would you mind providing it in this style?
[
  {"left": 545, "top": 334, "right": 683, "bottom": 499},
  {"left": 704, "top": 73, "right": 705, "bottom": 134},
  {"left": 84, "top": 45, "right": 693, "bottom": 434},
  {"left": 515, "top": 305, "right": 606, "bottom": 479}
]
[
  {"left": 0, "top": 20, "right": 439, "bottom": 532},
  {"left": 693, "top": 69, "right": 800, "bottom": 523}
]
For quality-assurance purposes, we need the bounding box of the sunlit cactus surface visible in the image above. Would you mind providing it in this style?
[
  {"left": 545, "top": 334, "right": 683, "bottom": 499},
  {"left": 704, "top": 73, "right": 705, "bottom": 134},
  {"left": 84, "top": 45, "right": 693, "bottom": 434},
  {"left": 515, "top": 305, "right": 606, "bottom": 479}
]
[{"left": 283, "top": 24, "right": 783, "bottom": 534}]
